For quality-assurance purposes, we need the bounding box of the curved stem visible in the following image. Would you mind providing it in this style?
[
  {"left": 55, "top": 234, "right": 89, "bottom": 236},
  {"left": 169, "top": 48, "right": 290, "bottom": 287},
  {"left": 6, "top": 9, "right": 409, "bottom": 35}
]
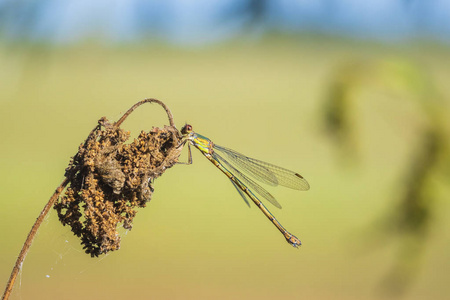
[
  {"left": 114, "top": 98, "right": 175, "bottom": 128},
  {"left": 2, "top": 178, "right": 69, "bottom": 300}
]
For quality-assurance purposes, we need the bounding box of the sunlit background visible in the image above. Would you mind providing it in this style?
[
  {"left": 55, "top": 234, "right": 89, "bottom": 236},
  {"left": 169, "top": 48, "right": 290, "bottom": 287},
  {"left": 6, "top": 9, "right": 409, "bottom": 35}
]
[{"left": 1, "top": 1, "right": 449, "bottom": 299}]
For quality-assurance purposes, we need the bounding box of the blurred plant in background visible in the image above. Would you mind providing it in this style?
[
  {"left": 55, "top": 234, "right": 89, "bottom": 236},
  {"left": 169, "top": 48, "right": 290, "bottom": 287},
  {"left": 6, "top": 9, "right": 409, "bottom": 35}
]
[{"left": 322, "top": 58, "right": 449, "bottom": 294}]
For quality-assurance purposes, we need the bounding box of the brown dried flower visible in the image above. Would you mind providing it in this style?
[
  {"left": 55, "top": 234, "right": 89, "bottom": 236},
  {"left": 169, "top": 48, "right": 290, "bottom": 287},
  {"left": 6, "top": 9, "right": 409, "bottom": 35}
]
[{"left": 54, "top": 101, "right": 182, "bottom": 257}]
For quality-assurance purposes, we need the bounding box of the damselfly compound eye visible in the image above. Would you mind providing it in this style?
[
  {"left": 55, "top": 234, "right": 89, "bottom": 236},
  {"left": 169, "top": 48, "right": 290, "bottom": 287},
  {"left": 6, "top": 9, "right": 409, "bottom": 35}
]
[{"left": 181, "top": 124, "right": 193, "bottom": 135}]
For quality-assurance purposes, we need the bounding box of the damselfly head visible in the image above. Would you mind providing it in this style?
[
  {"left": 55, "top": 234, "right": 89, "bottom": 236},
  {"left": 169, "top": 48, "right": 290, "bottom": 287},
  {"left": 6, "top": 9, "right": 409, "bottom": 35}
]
[{"left": 181, "top": 124, "right": 193, "bottom": 135}]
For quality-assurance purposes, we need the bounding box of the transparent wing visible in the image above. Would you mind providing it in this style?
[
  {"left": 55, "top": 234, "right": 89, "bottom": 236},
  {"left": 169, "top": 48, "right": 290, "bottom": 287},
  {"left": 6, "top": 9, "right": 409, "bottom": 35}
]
[
  {"left": 212, "top": 152, "right": 282, "bottom": 209},
  {"left": 229, "top": 179, "right": 251, "bottom": 208},
  {"left": 214, "top": 145, "right": 277, "bottom": 187},
  {"left": 214, "top": 145, "right": 310, "bottom": 191}
]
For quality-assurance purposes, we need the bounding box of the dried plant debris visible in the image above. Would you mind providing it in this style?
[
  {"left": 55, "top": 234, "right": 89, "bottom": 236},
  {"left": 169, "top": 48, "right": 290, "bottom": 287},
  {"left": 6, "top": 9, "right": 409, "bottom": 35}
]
[{"left": 54, "top": 117, "right": 182, "bottom": 257}]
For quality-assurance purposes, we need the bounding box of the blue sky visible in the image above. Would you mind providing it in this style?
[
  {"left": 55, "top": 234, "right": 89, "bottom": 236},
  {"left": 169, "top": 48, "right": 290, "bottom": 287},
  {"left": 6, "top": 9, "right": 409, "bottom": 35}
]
[{"left": 1, "top": 0, "right": 450, "bottom": 44}]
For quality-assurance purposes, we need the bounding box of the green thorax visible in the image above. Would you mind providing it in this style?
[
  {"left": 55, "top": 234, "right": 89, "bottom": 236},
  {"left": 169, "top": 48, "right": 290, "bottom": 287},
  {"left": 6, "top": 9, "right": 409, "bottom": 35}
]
[{"left": 191, "top": 132, "right": 213, "bottom": 154}]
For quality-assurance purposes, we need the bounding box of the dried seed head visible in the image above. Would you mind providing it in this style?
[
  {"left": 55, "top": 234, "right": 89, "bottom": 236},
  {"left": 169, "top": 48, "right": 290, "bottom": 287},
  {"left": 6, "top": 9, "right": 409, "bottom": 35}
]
[{"left": 54, "top": 117, "right": 183, "bottom": 257}]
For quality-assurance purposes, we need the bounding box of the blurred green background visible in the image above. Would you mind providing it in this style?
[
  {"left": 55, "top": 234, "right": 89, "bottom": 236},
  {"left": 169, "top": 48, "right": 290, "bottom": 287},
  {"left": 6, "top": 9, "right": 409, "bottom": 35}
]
[{"left": 1, "top": 2, "right": 450, "bottom": 299}]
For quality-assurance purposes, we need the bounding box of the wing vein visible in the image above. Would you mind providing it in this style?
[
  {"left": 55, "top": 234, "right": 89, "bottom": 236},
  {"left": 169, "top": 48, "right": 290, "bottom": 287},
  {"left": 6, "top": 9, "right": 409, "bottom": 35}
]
[
  {"left": 214, "top": 145, "right": 310, "bottom": 191},
  {"left": 212, "top": 152, "right": 282, "bottom": 209}
]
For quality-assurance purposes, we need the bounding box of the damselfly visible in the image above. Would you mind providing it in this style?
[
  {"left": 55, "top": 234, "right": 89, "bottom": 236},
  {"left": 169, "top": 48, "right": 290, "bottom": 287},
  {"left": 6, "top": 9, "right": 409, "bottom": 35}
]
[{"left": 180, "top": 124, "right": 310, "bottom": 248}]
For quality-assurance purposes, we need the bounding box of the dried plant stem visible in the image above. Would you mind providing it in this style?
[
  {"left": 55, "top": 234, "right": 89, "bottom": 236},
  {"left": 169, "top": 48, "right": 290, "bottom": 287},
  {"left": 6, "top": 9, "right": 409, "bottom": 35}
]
[
  {"left": 2, "top": 98, "right": 179, "bottom": 300},
  {"left": 2, "top": 178, "right": 69, "bottom": 300},
  {"left": 114, "top": 98, "right": 175, "bottom": 128}
]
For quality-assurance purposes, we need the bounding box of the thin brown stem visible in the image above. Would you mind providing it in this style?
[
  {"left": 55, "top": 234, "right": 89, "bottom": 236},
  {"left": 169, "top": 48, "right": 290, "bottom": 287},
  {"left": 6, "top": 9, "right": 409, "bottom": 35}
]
[
  {"left": 2, "top": 99, "right": 177, "bottom": 299},
  {"left": 2, "top": 178, "right": 69, "bottom": 300},
  {"left": 114, "top": 98, "right": 175, "bottom": 128}
]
